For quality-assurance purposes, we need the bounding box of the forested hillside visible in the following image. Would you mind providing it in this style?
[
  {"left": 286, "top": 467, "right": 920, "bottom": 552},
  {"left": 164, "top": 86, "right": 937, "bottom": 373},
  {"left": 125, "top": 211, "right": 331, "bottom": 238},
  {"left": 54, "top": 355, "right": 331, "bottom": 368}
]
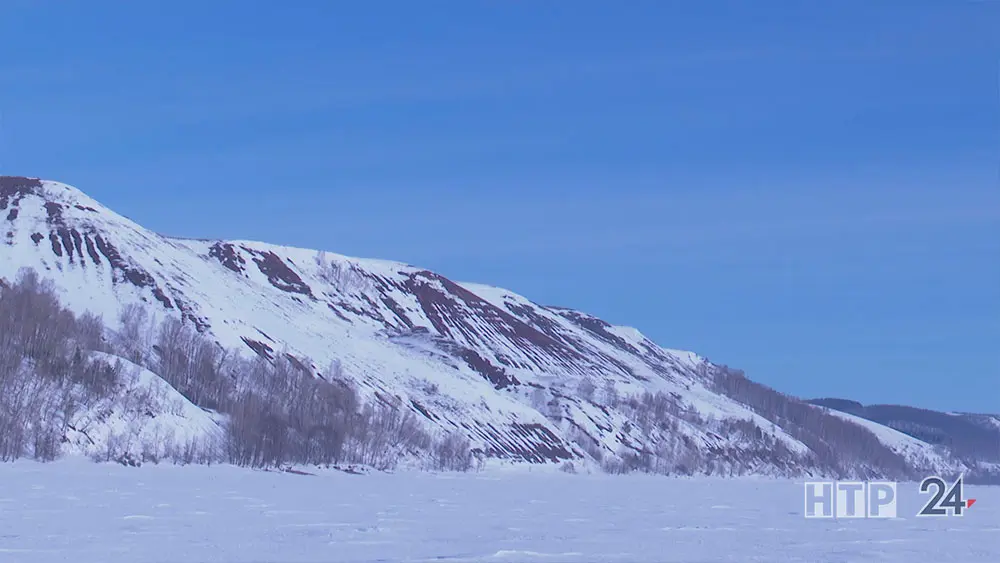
[{"left": 0, "top": 268, "right": 474, "bottom": 470}]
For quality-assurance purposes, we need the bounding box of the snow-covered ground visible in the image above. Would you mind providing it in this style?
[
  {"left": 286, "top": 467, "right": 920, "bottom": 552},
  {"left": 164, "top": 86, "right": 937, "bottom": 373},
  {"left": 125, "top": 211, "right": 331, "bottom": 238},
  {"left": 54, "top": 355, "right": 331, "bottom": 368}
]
[{"left": 1, "top": 460, "right": 997, "bottom": 562}]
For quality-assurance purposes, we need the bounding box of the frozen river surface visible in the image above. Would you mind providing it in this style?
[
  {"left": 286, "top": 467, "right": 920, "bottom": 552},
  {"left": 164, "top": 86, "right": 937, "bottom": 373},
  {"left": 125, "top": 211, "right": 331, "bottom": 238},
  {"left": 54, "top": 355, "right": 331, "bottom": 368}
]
[{"left": 1, "top": 460, "right": 998, "bottom": 562}]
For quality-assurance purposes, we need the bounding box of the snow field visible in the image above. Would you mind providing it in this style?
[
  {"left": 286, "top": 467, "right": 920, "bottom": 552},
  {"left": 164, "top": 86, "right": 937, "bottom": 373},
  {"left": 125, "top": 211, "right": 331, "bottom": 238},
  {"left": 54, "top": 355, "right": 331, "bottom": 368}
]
[{"left": 1, "top": 460, "right": 998, "bottom": 563}]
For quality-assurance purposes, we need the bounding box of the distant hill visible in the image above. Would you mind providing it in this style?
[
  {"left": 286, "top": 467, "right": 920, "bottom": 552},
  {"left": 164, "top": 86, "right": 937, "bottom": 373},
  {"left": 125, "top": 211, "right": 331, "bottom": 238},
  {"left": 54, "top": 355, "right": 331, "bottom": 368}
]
[{"left": 809, "top": 398, "right": 1000, "bottom": 481}]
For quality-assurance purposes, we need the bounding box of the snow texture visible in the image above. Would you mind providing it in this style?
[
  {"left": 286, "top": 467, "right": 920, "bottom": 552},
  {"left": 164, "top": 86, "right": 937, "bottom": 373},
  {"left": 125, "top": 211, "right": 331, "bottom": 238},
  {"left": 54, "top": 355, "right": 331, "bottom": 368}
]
[{"left": 0, "top": 460, "right": 997, "bottom": 563}]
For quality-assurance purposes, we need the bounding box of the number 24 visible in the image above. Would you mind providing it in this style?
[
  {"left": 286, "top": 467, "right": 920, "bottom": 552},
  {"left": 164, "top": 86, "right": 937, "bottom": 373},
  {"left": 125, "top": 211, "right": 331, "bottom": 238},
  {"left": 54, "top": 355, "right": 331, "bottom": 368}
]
[{"left": 918, "top": 475, "right": 966, "bottom": 517}]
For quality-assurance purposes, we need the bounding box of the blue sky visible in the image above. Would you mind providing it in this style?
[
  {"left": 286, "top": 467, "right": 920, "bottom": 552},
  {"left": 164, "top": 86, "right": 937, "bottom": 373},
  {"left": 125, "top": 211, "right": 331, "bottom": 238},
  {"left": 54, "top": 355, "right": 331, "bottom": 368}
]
[{"left": 1, "top": 1, "right": 997, "bottom": 412}]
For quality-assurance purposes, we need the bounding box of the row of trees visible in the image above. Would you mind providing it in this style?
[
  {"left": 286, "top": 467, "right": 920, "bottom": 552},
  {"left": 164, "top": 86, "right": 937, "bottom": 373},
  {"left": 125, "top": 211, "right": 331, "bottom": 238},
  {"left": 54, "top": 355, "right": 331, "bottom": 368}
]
[
  {"left": 553, "top": 368, "right": 919, "bottom": 479},
  {"left": 567, "top": 369, "right": 916, "bottom": 479},
  {"left": 710, "top": 365, "right": 913, "bottom": 478},
  {"left": 0, "top": 270, "right": 119, "bottom": 460},
  {"left": 547, "top": 370, "right": 919, "bottom": 478},
  {"left": 591, "top": 388, "right": 799, "bottom": 476},
  {"left": 545, "top": 378, "right": 805, "bottom": 477},
  {"left": 0, "top": 267, "right": 476, "bottom": 471}
]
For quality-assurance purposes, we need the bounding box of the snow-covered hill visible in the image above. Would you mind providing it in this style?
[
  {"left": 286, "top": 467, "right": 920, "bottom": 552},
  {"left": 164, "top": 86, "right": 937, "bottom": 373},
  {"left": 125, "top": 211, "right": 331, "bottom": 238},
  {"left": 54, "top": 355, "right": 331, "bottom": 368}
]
[
  {"left": 1, "top": 176, "right": 992, "bottom": 478},
  {"left": 815, "top": 406, "right": 963, "bottom": 475}
]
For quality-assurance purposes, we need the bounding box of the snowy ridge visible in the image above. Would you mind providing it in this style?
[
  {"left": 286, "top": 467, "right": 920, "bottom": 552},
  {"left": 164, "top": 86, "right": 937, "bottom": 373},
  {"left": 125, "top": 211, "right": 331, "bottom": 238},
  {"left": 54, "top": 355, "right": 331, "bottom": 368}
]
[
  {"left": 816, "top": 406, "right": 966, "bottom": 475},
  {"left": 0, "top": 176, "right": 986, "bottom": 476}
]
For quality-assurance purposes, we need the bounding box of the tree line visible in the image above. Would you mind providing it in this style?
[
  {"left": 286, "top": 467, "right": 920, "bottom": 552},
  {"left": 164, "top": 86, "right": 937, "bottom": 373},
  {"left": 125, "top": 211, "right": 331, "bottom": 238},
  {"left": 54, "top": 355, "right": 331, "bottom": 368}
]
[
  {"left": 710, "top": 365, "right": 914, "bottom": 478},
  {"left": 0, "top": 267, "right": 475, "bottom": 471}
]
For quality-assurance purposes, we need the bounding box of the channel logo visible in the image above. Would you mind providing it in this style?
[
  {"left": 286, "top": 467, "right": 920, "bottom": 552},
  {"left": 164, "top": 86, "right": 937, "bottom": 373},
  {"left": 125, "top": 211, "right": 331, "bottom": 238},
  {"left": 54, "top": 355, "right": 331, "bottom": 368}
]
[{"left": 803, "top": 475, "right": 974, "bottom": 519}]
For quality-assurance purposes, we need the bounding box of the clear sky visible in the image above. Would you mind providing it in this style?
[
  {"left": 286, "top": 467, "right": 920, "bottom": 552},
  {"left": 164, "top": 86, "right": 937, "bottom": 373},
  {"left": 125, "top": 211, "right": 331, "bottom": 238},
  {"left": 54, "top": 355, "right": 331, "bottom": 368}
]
[{"left": 1, "top": 1, "right": 997, "bottom": 412}]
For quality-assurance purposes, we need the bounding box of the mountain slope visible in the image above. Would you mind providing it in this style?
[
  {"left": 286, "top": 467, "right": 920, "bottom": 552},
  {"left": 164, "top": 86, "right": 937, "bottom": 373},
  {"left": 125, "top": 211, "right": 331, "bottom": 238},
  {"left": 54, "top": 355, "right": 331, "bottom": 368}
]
[
  {"left": 1, "top": 176, "right": 991, "bottom": 478},
  {"left": 809, "top": 398, "right": 1000, "bottom": 481}
]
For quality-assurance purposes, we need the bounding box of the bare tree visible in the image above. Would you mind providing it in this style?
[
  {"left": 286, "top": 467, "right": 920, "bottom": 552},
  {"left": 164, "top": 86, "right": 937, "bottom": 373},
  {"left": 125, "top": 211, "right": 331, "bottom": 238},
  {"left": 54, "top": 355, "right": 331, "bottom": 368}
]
[
  {"left": 601, "top": 381, "right": 619, "bottom": 406},
  {"left": 118, "top": 304, "right": 153, "bottom": 365},
  {"left": 577, "top": 377, "right": 596, "bottom": 402},
  {"left": 314, "top": 252, "right": 369, "bottom": 293}
]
